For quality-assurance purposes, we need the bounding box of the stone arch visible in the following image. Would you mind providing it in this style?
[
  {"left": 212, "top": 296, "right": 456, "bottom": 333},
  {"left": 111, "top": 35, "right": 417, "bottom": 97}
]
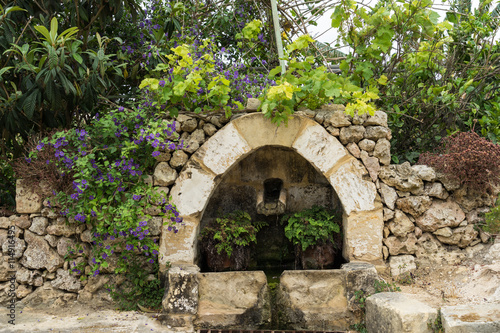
[{"left": 159, "top": 113, "right": 383, "bottom": 271}]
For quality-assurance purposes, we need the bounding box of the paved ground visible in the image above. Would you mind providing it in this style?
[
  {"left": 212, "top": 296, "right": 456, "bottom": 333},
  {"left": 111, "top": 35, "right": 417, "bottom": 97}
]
[{"left": 0, "top": 306, "right": 180, "bottom": 333}]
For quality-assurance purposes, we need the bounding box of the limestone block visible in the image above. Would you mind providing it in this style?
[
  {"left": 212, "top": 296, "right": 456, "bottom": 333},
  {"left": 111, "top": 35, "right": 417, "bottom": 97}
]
[
  {"left": 343, "top": 209, "right": 384, "bottom": 262},
  {"left": 277, "top": 270, "right": 351, "bottom": 331},
  {"left": 13, "top": 215, "right": 31, "bottom": 229},
  {"left": 245, "top": 97, "right": 261, "bottom": 110},
  {"left": 436, "top": 172, "right": 461, "bottom": 191},
  {"left": 44, "top": 234, "right": 58, "bottom": 247},
  {"left": 389, "top": 255, "right": 416, "bottom": 276},
  {"left": 416, "top": 199, "right": 465, "bottom": 232},
  {"left": 154, "top": 151, "right": 171, "bottom": 162},
  {"left": 424, "top": 182, "right": 449, "bottom": 199},
  {"left": 196, "top": 270, "right": 270, "bottom": 329},
  {"left": 159, "top": 216, "right": 199, "bottom": 267},
  {"left": 379, "top": 182, "right": 398, "bottom": 210},
  {"left": 29, "top": 217, "right": 49, "bottom": 235},
  {"left": 383, "top": 208, "right": 395, "bottom": 221},
  {"left": 46, "top": 223, "right": 77, "bottom": 237},
  {"left": 326, "top": 126, "right": 340, "bottom": 136},
  {"left": 0, "top": 217, "right": 10, "bottom": 229},
  {"left": 437, "top": 224, "right": 478, "bottom": 248},
  {"left": 192, "top": 121, "right": 251, "bottom": 176},
  {"left": 170, "top": 150, "right": 189, "bottom": 169},
  {"left": 351, "top": 111, "right": 368, "bottom": 125},
  {"left": 20, "top": 230, "right": 63, "bottom": 273},
  {"left": 170, "top": 162, "right": 216, "bottom": 217},
  {"left": 325, "top": 110, "right": 351, "bottom": 127},
  {"left": 366, "top": 292, "right": 437, "bottom": 333},
  {"left": 412, "top": 165, "right": 437, "bottom": 182},
  {"left": 203, "top": 123, "right": 217, "bottom": 137},
  {"left": 384, "top": 234, "right": 418, "bottom": 256},
  {"left": 388, "top": 210, "right": 415, "bottom": 237},
  {"left": 359, "top": 139, "right": 376, "bottom": 152},
  {"left": 51, "top": 268, "right": 81, "bottom": 292},
  {"left": 379, "top": 162, "right": 423, "bottom": 192},
  {"left": 41, "top": 208, "right": 59, "bottom": 219},
  {"left": 19, "top": 281, "right": 67, "bottom": 307},
  {"left": 364, "top": 126, "right": 391, "bottom": 140},
  {"left": 433, "top": 227, "right": 453, "bottom": 238},
  {"left": 163, "top": 265, "right": 199, "bottom": 316},
  {"left": 153, "top": 162, "right": 178, "bottom": 186},
  {"left": 339, "top": 125, "right": 365, "bottom": 144},
  {"left": 364, "top": 110, "right": 388, "bottom": 127},
  {"left": 346, "top": 142, "right": 361, "bottom": 158},
  {"left": 56, "top": 237, "right": 76, "bottom": 257},
  {"left": 293, "top": 120, "right": 348, "bottom": 174},
  {"left": 373, "top": 138, "right": 391, "bottom": 165},
  {"left": 17, "top": 284, "right": 33, "bottom": 298},
  {"left": 441, "top": 304, "right": 500, "bottom": 333},
  {"left": 0, "top": 256, "right": 15, "bottom": 282},
  {"left": 396, "top": 196, "right": 432, "bottom": 218},
  {"left": 16, "top": 179, "right": 43, "bottom": 214},
  {"left": 329, "top": 159, "right": 377, "bottom": 215},
  {"left": 183, "top": 129, "right": 205, "bottom": 154},
  {"left": 342, "top": 262, "right": 381, "bottom": 315},
  {"left": 2, "top": 237, "right": 26, "bottom": 259},
  {"left": 147, "top": 216, "right": 163, "bottom": 236},
  {"left": 361, "top": 150, "right": 380, "bottom": 182},
  {"left": 16, "top": 266, "right": 41, "bottom": 285},
  {"left": 177, "top": 115, "right": 198, "bottom": 133}
]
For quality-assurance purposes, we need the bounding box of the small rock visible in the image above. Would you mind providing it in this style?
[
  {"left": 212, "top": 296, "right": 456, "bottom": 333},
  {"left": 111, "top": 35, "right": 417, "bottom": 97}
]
[
  {"left": 203, "top": 123, "right": 217, "bottom": 137},
  {"left": 364, "top": 126, "right": 391, "bottom": 140},
  {"left": 364, "top": 111, "right": 388, "bottom": 127},
  {"left": 412, "top": 165, "right": 437, "bottom": 182},
  {"left": 380, "top": 183, "right": 398, "bottom": 210},
  {"left": 154, "top": 162, "right": 178, "bottom": 186},
  {"left": 424, "top": 182, "right": 449, "bottom": 200},
  {"left": 325, "top": 110, "right": 351, "bottom": 127},
  {"left": 389, "top": 210, "right": 415, "bottom": 237},
  {"left": 361, "top": 150, "right": 380, "bottom": 182},
  {"left": 396, "top": 196, "right": 432, "bottom": 218},
  {"left": 389, "top": 255, "right": 416, "bottom": 276},
  {"left": 383, "top": 208, "right": 395, "bottom": 221},
  {"left": 358, "top": 139, "right": 376, "bottom": 152},
  {"left": 339, "top": 125, "right": 365, "bottom": 144},
  {"left": 373, "top": 139, "right": 391, "bottom": 165},
  {"left": 433, "top": 227, "right": 453, "bottom": 238},
  {"left": 170, "top": 150, "right": 188, "bottom": 169},
  {"left": 29, "top": 217, "right": 49, "bottom": 235},
  {"left": 346, "top": 142, "right": 361, "bottom": 158},
  {"left": 246, "top": 98, "right": 261, "bottom": 111}
]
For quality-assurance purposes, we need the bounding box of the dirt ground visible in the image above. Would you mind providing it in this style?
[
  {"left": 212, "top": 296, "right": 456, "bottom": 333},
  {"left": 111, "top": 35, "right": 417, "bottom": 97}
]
[{"left": 1, "top": 240, "right": 498, "bottom": 333}]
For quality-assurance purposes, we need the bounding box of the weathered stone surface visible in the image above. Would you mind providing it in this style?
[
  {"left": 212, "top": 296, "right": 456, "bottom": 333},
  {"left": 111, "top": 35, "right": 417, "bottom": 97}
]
[
  {"left": 20, "top": 230, "right": 63, "bottom": 273},
  {"left": 19, "top": 281, "right": 67, "bottom": 307},
  {"left": 51, "top": 268, "right": 81, "bottom": 292},
  {"left": 16, "top": 284, "right": 33, "bottom": 298},
  {"left": 339, "top": 125, "right": 365, "bottom": 144},
  {"left": 325, "top": 110, "right": 351, "bottom": 127},
  {"left": 453, "top": 186, "right": 497, "bottom": 212},
  {"left": 416, "top": 199, "right": 465, "bottom": 232},
  {"left": 388, "top": 210, "right": 415, "bottom": 237},
  {"left": 154, "top": 151, "right": 171, "bottom": 162},
  {"left": 170, "top": 150, "right": 189, "bottom": 169},
  {"left": 16, "top": 179, "right": 43, "bottom": 214},
  {"left": 342, "top": 262, "right": 381, "bottom": 317},
  {"left": 364, "top": 110, "right": 388, "bottom": 127},
  {"left": 384, "top": 234, "right": 418, "bottom": 255},
  {"left": 0, "top": 217, "right": 10, "bottom": 229},
  {"left": 56, "top": 237, "right": 76, "bottom": 257},
  {"left": 346, "top": 142, "right": 361, "bottom": 158},
  {"left": 183, "top": 129, "right": 205, "bottom": 154},
  {"left": 379, "top": 182, "right": 398, "bottom": 210},
  {"left": 153, "top": 162, "right": 178, "bottom": 186},
  {"left": 366, "top": 292, "right": 437, "bottom": 333},
  {"left": 396, "top": 196, "right": 432, "bottom": 218},
  {"left": 16, "top": 266, "right": 41, "bottom": 285},
  {"left": 373, "top": 138, "right": 391, "bottom": 165},
  {"left": 12, "top": 215, "right": 31, "bottom": 229},
  {"left": 2, "top": 237, "right": 26, "bottom": 258},
  {"left": 245, "top": 97, "right": 261, "bottom": 110},
  {"left": 0, "top": 256, "right": 15, "bottom": 282},
  {"left": 29, "top": 217, "right": 49, "bottom": 235},
  {"left": 361, "top": 150, "right": 380, "bottom": 182},
  {"left": 147, "top": 216, "right": 163, "bottom": 236},
  {"left": 46, "top": 223, "right": 77, "bottom": 237},
  {"left": 384, "top": 208, "right": 395, "bottom": 221},
  {"left": 278, "top": 270, "right": 351, "bottom": 331},
  {"left": 441, "top": 304, "right": 500, "bottom": 333},
  {"left": 389, "top": 255, "right": 416, "bottom": 276},
  {"left": 350, "top": 112, "right": 368, "bottom": 125},
  {"left": 196, "top": 270, "right": 270, "bottom": 329},
  {"left": 293, "top": 120, "right": 348, "bottom": 174},
  {"left": 326, "top": 126, "right": 340, "bottom": 136},
  {"left": 178, "top": 115, "right": 198, "bottom": 133},
  {"left": 365, "top": 126, "right": 391, "bottom": 140},
  {"left": 343, "top": 209, "right": 384, "bottom": 262},
  {"left": 163, "top": 265, "right": 200, "bottom": 316},
  {"left": 358, "top": 139, "right": 376, "bottom": 152},
  {"left": 436, "top": 172, "right": 461, "bottom": 191},
  {"left": 44, "top": 234, "right": 58, "bottom": 247},
  {"left": 203, "top": 122, "right": 218, "bottom": 137},
  {"left": 379, "top": 162, "right": 424, "bottom": 192},
  {"left": 41, "top": 207, "right": 59, "bottom": 219},
  {"left": 159, "top": 215, "right": 199, "bottom": 267},
  {"left": 433, "top": 227, "right": 453, "bottom": 238},
  {"left": 424, "top": 182, "right": 449, "bottom": 199},
  {"left": 436, "top": 225, "right": 478, "bottom": 248},
  {"left": 412, "top": 165, "right": 437, "bottom": 182},
  {"left": 329, "top": 159, "right": 377, "bottom": 215}
]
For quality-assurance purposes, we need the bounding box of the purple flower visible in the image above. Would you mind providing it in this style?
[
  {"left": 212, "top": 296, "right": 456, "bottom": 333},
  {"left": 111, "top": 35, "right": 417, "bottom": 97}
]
[
  {"left": 93, "top": 269, "right": 100, "bottom": 277},
  {"left": 118, "top": 106, "right": 124, "bottom": 112},
  {"left": 74, "top": 213, "right": 86, "bottom": 222},
  {"left": 132, "top": 194, "right": 141, "bottom": 201},
  {"left": 152, "top": 151, "right": 160, "bottom": 157},
  {"left": 139, "top": 220, "right": 147, "bottom": 227},
  {"left": 125, "top": 244, "right": 133, "bottom": 251},
  {"left": 159, "top": 80, "right": 165, "bottom": 87},
  {"left": 102, "top": 253, "right": 108, "bottom": 260},
  {"left": 149, "top": 259, "right": 154, "bottom": 264}
]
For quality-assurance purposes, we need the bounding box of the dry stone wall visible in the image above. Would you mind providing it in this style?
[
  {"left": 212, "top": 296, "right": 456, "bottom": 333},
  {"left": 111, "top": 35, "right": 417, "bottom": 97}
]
[{"left": 2, "top": 102, "right": 496, "bottom": 307}]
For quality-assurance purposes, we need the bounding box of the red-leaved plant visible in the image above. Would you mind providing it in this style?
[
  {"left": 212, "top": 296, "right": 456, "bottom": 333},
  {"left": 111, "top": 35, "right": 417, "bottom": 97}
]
[{"left": 418, "top": 131, "right": 500, "bottom": 192}]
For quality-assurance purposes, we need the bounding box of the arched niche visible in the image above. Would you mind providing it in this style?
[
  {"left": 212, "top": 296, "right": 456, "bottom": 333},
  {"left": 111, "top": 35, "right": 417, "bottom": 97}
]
[{"left": 158, "top": 113, "right": 383, "bottom": 272}]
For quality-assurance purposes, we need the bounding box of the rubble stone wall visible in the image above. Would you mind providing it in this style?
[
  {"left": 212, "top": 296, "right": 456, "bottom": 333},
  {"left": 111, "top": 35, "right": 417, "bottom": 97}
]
[{"left": 2, "top": 104, "right": 495, "bottom": 307}]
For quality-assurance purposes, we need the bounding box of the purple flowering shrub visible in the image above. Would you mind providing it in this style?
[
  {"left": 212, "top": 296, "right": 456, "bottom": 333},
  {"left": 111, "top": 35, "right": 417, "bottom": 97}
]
[{"left": 21, "top": 103, "right": 183, "bottom": 278}]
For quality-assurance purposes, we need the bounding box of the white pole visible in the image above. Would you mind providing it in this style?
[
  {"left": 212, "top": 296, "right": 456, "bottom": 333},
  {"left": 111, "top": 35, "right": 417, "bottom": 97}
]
[{"left": 270, "top": 0, "right": 286, "bottom": 75}]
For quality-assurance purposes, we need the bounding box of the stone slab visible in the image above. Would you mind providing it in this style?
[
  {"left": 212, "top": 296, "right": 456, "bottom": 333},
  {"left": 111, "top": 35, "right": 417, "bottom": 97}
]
[
  {"left": 441, "top": 304, "right": 500, "bottom": 333},
  {"left": 343, "top": 209, "right": 384, "bottom": 262},
  {"left": 366, "top": 292, "right": 437, "bottom": 333}
]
